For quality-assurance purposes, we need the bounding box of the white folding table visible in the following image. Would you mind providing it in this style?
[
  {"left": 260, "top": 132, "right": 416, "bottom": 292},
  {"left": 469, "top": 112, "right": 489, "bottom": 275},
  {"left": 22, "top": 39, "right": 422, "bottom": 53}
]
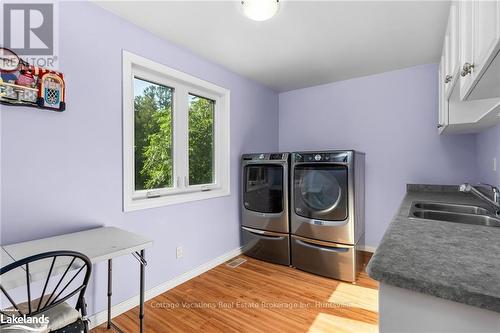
[
  {"left": 1, "top": 247, "right": 15, "bottom": 268},
  {"left": 1, "top": 227, "right": 153, "bottom": 333}
]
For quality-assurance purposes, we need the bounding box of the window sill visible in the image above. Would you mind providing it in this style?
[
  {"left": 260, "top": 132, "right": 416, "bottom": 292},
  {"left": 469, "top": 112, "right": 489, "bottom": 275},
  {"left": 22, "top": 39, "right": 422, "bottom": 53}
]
[{"left": 124, "top": 188, "right": 230, "bottom": 212}]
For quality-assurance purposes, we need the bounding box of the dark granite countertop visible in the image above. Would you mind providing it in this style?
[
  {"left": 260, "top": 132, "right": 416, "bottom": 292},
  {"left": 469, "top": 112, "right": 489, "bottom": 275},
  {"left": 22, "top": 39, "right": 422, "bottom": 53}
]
[{"left": 366, "top": 184, "right": 500, "bottom": 313}]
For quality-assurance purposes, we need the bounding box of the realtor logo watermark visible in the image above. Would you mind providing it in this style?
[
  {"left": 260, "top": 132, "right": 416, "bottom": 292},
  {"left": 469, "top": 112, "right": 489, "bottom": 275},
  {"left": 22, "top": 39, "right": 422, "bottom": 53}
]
[
  {"left": 0, "top": 312, "right": 49, "bottom": 331},
  {"left": 1, "top": 1, "right": 59, "bottom": 68}
]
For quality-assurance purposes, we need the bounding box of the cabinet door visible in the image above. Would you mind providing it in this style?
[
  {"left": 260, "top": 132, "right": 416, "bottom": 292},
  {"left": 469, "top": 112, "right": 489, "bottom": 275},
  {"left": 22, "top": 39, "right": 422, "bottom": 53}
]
[
  {"left": 444, "top": 2, "right": 460, "bottom": 98},
  {"left": 459, "top": 0, "right": 475, "bottom": 99},
  {"left": 438, "top": 57, "right": 448, "bottom": 132},
  {"left": 460, "top": 0, "right": 500, "bottom": 100},
  {"left": 443, "top": 35, "right": 452, "bottom": 97},
  {"left": 474, "top": 0, "right": 500, "bottom": 65}
]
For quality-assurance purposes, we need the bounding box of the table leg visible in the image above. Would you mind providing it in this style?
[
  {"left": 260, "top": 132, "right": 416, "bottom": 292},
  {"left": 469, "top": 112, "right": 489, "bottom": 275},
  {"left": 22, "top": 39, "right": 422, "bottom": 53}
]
[
  {"left": 139, "top": 249, "right": 145, "bottom": 333},
  {"left": 107, "top": 259, "right": 112, "bottom": 329}
]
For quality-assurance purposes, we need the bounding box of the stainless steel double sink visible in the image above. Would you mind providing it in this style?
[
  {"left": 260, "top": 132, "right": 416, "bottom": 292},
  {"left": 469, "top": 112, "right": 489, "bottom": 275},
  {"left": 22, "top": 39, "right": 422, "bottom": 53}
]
[{"left": 409, "top": 201, "right": 500, "bottom": 227}]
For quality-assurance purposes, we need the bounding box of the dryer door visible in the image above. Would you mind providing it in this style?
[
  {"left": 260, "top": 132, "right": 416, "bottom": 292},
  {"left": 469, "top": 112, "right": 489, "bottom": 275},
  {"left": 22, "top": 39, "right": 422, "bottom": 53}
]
[{"left": 293, "top": 164, "right": 348, "bottom": 221}]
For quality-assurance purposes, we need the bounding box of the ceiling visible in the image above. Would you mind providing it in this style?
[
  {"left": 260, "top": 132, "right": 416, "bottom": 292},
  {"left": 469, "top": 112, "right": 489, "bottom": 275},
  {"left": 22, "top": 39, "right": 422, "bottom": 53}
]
[{"left": 95, "top": 1, "right": 451, "bottom": 92}]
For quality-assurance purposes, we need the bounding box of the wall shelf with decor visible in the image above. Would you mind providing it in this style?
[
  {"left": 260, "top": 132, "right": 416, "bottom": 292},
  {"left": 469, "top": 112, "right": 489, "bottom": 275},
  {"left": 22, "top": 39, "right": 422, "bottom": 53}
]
[{"left": 0, "top": 47, "right": 66, "bottom": 112}]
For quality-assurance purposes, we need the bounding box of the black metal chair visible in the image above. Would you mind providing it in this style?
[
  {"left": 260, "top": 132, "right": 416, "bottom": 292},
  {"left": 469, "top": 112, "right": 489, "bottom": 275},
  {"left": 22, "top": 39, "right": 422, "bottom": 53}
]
[{"left": 0, "top": 250, "right": 92, "bottom": 333}]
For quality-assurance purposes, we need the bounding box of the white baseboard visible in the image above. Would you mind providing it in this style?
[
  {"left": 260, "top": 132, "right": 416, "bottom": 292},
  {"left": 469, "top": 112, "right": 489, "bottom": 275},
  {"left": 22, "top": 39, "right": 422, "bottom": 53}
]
[
  {"left": 88, "top": 246, "right": 244, "bottom": 329},
  {"left": 358, "top": 245, "right": 377, "bottom": 253}
]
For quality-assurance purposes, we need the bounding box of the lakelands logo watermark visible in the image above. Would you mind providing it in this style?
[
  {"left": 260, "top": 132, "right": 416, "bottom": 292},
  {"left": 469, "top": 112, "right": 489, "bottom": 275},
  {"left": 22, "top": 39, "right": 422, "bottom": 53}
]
[
  {"left": 0, "top": 313, "right": 49, "bottom": 331},
  {"left": 1, "top": 1, "right": 59, "bottom": 68}
]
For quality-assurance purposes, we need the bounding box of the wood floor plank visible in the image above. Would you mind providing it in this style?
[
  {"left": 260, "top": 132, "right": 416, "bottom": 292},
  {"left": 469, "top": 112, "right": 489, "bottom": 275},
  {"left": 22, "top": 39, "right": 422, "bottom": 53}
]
[{"left": 92, "top": 252, "right": 378, "bottom": 332}]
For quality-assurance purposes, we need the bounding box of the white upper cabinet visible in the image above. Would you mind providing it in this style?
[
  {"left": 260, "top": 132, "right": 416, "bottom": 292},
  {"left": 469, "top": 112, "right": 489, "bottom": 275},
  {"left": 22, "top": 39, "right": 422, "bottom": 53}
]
[
  {"left": 459, "top": 0, "right": 500, "bottom": 100},
  {"left": 439, "top": 0, "right": 500, "bottom": 134},
  {"left": 443, "top": 3, "right": 460, "bottom": 98}
]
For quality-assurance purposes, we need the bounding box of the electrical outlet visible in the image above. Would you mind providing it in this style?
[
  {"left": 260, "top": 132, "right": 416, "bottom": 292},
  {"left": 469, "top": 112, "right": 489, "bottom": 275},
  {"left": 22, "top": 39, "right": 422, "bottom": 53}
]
[
  {"left": 176, "top": 246, "right": 183, "bottom": 259},
  {"left": 493, "top": 158, "right": 497, "bottom": 172}
]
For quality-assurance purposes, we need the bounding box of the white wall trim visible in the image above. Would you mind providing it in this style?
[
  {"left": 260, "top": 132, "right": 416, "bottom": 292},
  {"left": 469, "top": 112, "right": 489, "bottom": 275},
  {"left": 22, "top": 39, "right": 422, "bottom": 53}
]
[{"left": 88, "top": 245, "right": 244, "bottom": 329}]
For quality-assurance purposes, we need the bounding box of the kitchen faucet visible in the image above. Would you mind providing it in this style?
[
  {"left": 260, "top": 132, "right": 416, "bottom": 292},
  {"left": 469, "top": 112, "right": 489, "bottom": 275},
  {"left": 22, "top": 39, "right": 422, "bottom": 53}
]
[{"left": 459, "top": 183, "right": 500, "bottom": 216}]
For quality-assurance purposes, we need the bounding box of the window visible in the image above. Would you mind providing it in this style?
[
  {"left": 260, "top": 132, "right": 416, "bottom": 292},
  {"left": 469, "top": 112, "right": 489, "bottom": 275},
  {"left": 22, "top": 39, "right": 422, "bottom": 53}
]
[
  {"left": 123, "top": 51, "right": 230, "bottom": 211},
  {"left": 134, "top": 78, "right": 174, "bottom": 191},
  {"left": 188, "top": 94, "right": 214, "bottom": 186}
]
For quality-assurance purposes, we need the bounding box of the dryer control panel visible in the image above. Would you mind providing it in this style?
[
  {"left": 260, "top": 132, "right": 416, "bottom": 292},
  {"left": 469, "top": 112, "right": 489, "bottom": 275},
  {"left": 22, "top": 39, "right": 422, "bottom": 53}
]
[{"left": 294, "top": 152, "right": 350, "bottom": 163}]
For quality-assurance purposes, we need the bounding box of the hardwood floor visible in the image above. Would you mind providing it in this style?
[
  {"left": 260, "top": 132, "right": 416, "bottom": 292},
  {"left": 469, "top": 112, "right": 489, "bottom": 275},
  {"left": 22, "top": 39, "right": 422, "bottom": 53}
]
[{"left": 92, "top": 252, "right": 378, "bottom": 333}]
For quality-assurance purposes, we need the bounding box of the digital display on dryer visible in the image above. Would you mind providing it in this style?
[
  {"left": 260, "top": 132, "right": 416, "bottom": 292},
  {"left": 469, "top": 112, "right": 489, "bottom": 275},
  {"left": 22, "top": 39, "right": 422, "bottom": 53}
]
[{"left": 270, "top": 153, "right": 284, "bottom": 160}]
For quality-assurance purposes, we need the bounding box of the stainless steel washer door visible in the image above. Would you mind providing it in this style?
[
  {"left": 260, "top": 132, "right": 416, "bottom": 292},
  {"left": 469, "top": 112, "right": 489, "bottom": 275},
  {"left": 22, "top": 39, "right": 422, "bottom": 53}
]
[
  {"left": 244, "top": 164, "right": 284, "bottom": 214},
  {"left": 294, "top": 164, "right": 348, "bottom": 221},
  {"left": 241, "top": 162, "right": 289, "bottom": 233}
]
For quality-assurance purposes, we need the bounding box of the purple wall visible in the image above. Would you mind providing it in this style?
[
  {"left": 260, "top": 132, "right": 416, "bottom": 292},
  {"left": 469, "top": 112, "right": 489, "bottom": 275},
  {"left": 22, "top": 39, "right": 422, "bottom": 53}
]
[
  {"left": 1, "top": 2, "right": 278, "bottom": 315},
  {"left": 278, "top": 64, "right": 479, "bottom": 247},
  {"left": 476, "top": 123, "right": 500, "bottom": 186}
]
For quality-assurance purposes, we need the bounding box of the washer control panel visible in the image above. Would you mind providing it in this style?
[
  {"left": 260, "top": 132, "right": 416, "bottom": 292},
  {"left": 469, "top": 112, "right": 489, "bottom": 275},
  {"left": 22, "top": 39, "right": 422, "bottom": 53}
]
[{"left": 242, "top": 153, "right": 289, "bottom": 161}]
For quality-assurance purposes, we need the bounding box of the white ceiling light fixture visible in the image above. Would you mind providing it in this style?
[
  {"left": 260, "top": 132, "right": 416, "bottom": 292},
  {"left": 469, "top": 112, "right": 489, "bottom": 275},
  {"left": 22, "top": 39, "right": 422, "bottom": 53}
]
[{"left": 241, "top": 0, "right": 280, "bottom": 22}]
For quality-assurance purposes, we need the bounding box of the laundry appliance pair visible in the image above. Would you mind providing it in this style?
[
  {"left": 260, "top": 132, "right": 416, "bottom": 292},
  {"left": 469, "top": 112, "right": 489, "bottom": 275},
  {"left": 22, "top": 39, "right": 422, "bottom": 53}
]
[{"left": 241, "top": 151, "right": 365, "bottom": 282}]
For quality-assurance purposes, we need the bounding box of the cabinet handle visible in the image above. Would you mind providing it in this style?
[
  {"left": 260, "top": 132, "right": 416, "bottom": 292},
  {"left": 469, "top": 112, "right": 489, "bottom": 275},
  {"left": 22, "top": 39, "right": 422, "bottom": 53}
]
[
  {"left": 460, "top": 63, "right": 474, "bottom": 77},
  {"left": 444, "top": 74, "right": 452, "bottom": 83},
  {"left": 437, "top": 124, "right": 444, "bottom": 129}
]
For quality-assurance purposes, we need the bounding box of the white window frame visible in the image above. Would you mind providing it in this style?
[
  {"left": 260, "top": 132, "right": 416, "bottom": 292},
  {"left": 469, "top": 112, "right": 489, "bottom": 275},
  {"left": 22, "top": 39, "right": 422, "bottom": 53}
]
[{"left": 123, "top": 50, "right": 230, "bottom": 211}]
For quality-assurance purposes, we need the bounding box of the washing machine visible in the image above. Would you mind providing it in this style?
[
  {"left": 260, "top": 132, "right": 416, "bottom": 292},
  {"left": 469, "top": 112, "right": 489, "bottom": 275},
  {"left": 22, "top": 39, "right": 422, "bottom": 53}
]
[
  {"left": 290, "top": 150, "right": 365, "bottom": 282},
  {"left": 241, "top": 153, "right": 290, "bottom": 266}
]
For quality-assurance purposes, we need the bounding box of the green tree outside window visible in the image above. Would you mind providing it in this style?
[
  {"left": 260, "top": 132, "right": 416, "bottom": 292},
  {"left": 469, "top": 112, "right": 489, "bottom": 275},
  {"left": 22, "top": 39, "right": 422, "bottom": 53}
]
[{"left": 134, "top": 78, "right": 215, "bottom": 190}]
